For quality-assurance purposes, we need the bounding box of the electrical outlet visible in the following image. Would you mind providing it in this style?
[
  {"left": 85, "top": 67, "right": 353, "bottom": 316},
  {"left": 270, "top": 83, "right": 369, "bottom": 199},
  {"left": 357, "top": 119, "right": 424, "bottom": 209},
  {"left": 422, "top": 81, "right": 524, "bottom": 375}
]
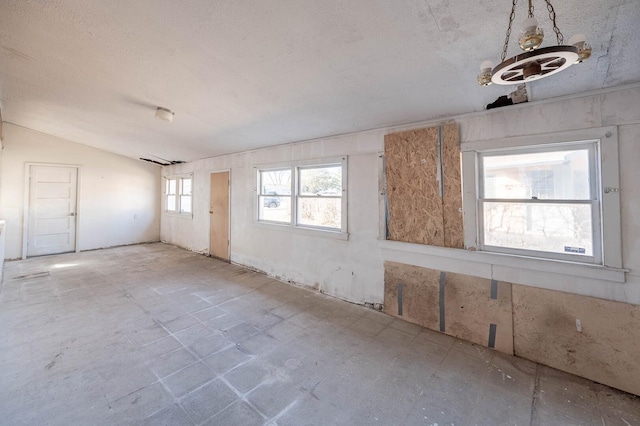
[{"left": 576, "top": 319, "right": 582, "bottom": 332}]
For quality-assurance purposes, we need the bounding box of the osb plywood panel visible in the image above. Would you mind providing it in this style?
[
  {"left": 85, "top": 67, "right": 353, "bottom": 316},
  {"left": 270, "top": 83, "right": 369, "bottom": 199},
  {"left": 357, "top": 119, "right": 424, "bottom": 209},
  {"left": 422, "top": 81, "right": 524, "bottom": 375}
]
[
  {"left": 441, "top": 123, "right": 463, "bottom": 248},
  {"left": 445, "top": 272, "right": 513, "bottom": 355},
  {"left": 513, "top": 285, "right": 640, "bottom": 396},
  {"left": 385, "top": 127, "right": 444, "bottom": 246},
  {"left": 384, "top": 123, "right": 462, "bottom": 247},
  {"left": 383, "top": 261, "right": 513, "bottom": 355},
  {"left": 383, "top": 261, "right": 440, "bottom": 330}
]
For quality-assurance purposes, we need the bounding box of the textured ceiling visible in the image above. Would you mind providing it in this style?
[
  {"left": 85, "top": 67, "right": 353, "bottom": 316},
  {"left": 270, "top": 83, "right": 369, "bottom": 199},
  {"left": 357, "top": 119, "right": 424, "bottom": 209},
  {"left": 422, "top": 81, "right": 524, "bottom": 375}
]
[{"left": 0, "top": 0, "right": 639, "bottom": 162}]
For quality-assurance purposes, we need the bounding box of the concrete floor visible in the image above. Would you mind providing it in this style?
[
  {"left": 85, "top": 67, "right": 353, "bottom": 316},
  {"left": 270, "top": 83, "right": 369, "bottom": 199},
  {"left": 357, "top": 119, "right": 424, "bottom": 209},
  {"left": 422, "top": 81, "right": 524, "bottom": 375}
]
[{"left": 1, "top": 243, "right": 639, "bottom": 426}]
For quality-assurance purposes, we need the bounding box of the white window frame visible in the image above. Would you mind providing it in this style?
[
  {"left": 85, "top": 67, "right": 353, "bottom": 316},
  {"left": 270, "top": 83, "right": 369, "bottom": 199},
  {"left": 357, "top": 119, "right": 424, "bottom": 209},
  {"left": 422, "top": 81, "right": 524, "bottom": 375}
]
[
  {"left": 462, "top": 126, "right": 622, "bottom": 269},
  {"left": 164, "top": 174, "right": 193, "bottom": 216},
  {"left": 477, "top": 141, "right": 601, "bottom": 264},
  {"left": 255, "top": 157, "right": 348, "bottom": 236}
]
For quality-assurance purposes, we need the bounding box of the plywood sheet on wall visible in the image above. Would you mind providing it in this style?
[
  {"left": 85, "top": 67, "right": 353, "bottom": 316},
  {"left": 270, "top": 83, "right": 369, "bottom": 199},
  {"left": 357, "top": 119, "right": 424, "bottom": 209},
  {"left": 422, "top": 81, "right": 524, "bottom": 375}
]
[
  {"left": 441, "top": 124, "right": 463, "bottom": 248},
  {"left": 384, "top": 123, "right": 462, "bottom": 248},
  {"left": 445, "top": 272, "right": 513, "bottom": 355},
  {"left": 512, "top": 285, "right": 640, "bottom": 396},
  {"left": 383, "top": 261, "right": 513, "bottom": 355},
  {"left": 383, "top": 261, "right": 440, "bottom": 330},
  {"left": 385, "top": 127, "right": 443, "bottom": 246}
]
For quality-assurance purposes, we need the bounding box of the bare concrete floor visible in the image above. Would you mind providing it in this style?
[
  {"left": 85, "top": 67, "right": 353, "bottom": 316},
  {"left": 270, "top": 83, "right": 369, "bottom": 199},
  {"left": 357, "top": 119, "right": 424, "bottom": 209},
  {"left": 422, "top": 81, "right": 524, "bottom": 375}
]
[{"left": 1, "top": 243, "right": 638, "bottom": 426}]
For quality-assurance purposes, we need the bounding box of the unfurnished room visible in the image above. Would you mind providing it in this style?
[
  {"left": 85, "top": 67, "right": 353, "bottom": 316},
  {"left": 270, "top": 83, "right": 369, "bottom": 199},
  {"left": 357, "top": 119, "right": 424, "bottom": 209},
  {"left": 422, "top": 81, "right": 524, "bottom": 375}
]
[{"left": 1, "top": 1, "right": 640, "bottom": 425}]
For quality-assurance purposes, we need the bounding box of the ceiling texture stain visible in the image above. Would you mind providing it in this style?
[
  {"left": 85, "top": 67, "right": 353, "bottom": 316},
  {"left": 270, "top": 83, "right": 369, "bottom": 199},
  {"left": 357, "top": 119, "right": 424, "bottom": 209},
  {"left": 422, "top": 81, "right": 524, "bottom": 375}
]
[{"left": 0, "top": 0, "right": 638, "bottom": 161}]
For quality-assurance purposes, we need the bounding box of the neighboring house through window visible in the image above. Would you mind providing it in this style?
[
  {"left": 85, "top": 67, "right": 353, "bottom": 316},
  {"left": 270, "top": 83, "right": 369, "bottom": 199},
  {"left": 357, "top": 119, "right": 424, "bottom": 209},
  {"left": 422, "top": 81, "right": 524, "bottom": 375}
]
[{"left": 462, "top": 126, "right": 621, "bottom": 268}]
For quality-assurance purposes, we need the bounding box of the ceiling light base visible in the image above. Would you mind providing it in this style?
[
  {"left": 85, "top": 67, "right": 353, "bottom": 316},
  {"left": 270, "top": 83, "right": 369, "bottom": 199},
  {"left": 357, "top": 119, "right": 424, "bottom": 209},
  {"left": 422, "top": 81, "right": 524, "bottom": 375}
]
[{"left": 155, "top": 107, "right": 174, "bottom": 122}]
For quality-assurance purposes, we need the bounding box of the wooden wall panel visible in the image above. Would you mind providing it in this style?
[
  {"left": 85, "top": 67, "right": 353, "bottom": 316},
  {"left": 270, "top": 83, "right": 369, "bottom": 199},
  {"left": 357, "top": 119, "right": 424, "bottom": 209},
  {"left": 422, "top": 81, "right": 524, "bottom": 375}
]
[
  {"left": 441, "top": 123, "right": 463, "bottom": 248},
  {"left": 383, "top": 261, "right": 440, "bottom": 330},
  {"left": 383, "top": 261, "right": 513, "bottom": 355},
  {"left": 385, "top": 127, "right": 443, "bottom": 246},
  {"left": 512, "top": 285, "right": 640, "bottom": 396},
  {"left": 445, "top": 272, "right": 513, "bottom": 355},
  {"left": 384, "top": 123, "right": 462, "bottom": 248}
]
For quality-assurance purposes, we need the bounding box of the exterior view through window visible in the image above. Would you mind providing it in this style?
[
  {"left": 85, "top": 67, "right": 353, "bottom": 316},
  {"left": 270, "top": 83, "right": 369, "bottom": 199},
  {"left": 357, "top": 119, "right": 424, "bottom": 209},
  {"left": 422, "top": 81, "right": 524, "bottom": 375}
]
[
  {"left": 257, "top": 160, "right": 345, "bottom": 232},
  {"left": 478, "top": 142, "right": 599, "bottom": 261},
  {"left": 165, "top": 176, "right": 193, "bottom": 214},
  {"left": 258, "top": 169, "right": 292, "bottom": 224}
]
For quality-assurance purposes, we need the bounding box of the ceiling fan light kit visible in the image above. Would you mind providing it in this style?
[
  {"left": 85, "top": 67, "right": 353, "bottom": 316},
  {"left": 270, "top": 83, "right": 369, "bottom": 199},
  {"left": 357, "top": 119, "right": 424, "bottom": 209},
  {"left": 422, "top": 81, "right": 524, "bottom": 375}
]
[{"left": 478, "top": 0, "right": 592, "bottom": 86}]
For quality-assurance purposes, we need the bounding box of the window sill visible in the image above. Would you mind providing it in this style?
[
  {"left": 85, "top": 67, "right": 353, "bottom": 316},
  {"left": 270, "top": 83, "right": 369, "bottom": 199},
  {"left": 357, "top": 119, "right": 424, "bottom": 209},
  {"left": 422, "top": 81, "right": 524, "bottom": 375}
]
[
  {"left": 254, "top": 221, "right": 349, "bottom": 241},
  {"left": 163, "top": 212, "right": 193, "bottom": 219},
  {"left": 378, "top": 239, "right": 627, "bottom": 283}
]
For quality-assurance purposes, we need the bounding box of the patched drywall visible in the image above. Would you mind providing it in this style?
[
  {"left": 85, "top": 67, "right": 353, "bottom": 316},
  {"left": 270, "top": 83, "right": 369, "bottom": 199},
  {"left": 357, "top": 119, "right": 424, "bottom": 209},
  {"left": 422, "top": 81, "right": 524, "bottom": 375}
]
[
  {"left": 512, "top": 284, "right": 640, "bottom": 396},
  {"left": 0, "top": 124, "right": 161, "bottom": 259}
]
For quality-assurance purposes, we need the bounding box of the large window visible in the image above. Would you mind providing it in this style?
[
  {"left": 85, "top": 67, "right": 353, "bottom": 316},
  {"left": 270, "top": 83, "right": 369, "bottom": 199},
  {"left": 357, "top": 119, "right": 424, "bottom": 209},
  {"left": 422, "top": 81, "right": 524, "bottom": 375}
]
[
  {"left": 257, "top": 158, "right": 347, "bottom": 233},
  {"left": 165, "top": 175, "right": 193, "bottom": 214},
  {"left": 478, "top": 143, "right": 599, "bottom": 262},
  {"left": 462, "top": 127, "right": 621, "bottom": 268}
]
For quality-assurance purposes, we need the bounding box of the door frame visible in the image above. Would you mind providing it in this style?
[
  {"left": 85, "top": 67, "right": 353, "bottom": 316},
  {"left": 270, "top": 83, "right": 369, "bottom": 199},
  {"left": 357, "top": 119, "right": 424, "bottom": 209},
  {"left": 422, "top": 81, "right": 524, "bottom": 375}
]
[
  {"left": 22, "top": 163, "right": 81, "bottom": 259},
  {"left": 209, "top": 168, "right": 231, "bottom": 261}
]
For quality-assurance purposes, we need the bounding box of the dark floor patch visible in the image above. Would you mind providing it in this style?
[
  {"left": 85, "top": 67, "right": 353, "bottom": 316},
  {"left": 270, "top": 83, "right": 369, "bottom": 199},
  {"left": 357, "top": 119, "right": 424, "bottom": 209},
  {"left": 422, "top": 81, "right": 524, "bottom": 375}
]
[
  {"left": 13, "top": 271, "right": 50, "bottom": 280},
  {"left": 45, "top": 352, "right": 63, "bottom": 370}
]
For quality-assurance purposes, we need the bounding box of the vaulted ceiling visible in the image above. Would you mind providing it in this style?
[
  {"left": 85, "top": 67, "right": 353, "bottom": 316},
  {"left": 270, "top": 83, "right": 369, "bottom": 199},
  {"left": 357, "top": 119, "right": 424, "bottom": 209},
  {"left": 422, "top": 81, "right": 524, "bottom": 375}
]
[{"left": 1, "top": 0, "right": 638, "bottom": 162}]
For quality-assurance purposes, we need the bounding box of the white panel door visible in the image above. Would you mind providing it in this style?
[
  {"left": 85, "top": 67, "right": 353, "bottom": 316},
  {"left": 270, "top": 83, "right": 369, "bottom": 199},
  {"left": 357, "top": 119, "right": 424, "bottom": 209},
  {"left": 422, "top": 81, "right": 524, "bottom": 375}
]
[{"left": 27, "top": 165, "right": 78, "bottom": 257}]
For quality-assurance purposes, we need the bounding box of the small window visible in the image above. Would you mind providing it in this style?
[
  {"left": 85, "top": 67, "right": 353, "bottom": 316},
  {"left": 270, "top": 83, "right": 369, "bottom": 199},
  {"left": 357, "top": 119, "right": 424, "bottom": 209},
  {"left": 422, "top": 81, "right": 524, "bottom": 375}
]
[
  {"left": 478, "top": 142, "right": 600, "bottom": 262},
  {"left": 256, "top": 157, "right": 347, "bottom": 234},
  {"left": 164, "top": 175, "right": 193, "bottom": 215}
]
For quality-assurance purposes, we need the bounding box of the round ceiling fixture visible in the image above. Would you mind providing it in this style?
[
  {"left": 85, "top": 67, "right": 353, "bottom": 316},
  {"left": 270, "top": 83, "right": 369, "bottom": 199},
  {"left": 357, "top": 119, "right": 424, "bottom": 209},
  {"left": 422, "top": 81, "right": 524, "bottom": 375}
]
[
  {"left": 491, "top": 46, "right": 578, "bottom": 85},
  {"left": 477, "top": 0, "right": 591, "bottom": 86},
  {"left": 155, "top": 107, "right": 174, "bottom": 122}
]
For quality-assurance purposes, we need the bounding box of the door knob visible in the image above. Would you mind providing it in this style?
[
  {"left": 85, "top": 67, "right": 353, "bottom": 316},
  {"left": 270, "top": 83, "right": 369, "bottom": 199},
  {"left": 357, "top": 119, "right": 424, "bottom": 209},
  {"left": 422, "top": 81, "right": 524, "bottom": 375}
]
[
  {"left": 209, "top": 210, "right": 213, "bottom": 214},
  {"left": 69, "top": 213, "right": 76, "bottom": 217}
]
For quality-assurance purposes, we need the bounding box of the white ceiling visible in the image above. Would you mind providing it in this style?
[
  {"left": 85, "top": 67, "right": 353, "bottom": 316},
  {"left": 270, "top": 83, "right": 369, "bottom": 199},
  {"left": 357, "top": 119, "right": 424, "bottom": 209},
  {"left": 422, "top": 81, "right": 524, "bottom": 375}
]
[{"left": 1, "top": 0, "right": 638, "bottom": 162}]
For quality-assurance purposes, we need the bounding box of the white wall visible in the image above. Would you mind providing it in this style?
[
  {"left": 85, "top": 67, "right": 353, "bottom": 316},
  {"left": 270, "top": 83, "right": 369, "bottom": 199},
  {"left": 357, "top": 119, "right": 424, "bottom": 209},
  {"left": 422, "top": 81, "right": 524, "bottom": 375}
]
[
  {"left": 0, "top": 123, "right": 161, "bottom": 259},
  {"left": 162, "top": 135, "right": 384, "bottom": 305},
  {"left": 162, "top": 84, "right": 640, "bottom": 306}
]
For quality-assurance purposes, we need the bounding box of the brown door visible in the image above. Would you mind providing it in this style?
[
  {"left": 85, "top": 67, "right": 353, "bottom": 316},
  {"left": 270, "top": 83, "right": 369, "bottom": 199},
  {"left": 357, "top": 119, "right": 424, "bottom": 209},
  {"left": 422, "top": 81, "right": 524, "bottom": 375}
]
[{"left": 209, "top": 171, "right": 230, "bottom": 261}]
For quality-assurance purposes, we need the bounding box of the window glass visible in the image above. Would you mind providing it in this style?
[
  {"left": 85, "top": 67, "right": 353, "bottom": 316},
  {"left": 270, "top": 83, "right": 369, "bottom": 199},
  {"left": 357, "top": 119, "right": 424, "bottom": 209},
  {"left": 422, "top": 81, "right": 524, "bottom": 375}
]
[
  {"left": 478, "top": 143, "right": 597, "bottom": 261},
  {"left": 297, "top": 197, "right": 341, "bottom": 229},
  {"left": 182, "top": 178, "right": 192, "bottom": 195},
  {"left": 165, "top": 176, "right": 192, "bottom": 214},
  {"left": 258, "top": 195, "right": 291, "bottom": 223},
  {"left": 483, "top": 202, "right": 593, "bottom": 256},
  {"left": 167, "top": 195, "right": 177, "bottom": 212},
  {"left": 298, "top": 166, "right": 342, "bottom": 196},
  {"left": 167, "top": 179, "right": 177, "bottom": 195},
  {"left": 180, "top": 195, "right": 192, "bottom": 213},
  {"left": 482, "top": 149, "right": 590, "bottom": 200},
  {"left": 256, "top": 159, "right": 346, "bottom": 233},
  {"left": 260, "top": 169, "right": 291, "bottom": 196}
]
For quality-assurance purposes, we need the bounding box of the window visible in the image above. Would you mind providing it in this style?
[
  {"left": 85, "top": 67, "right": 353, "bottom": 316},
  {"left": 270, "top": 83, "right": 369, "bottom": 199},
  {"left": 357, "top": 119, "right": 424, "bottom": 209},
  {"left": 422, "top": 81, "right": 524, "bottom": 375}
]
[
  {"left": 256, "top": 157, "right": 347, "bottom": 233},
  {"left": 478, "top": 143, "right": 599, "bottom": 262},
  {"left": 165, "top": 175, "right": 192, "bottom": 214},
  {"left": 462, "top": 127, "right": 621, "bottom": 268}
]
